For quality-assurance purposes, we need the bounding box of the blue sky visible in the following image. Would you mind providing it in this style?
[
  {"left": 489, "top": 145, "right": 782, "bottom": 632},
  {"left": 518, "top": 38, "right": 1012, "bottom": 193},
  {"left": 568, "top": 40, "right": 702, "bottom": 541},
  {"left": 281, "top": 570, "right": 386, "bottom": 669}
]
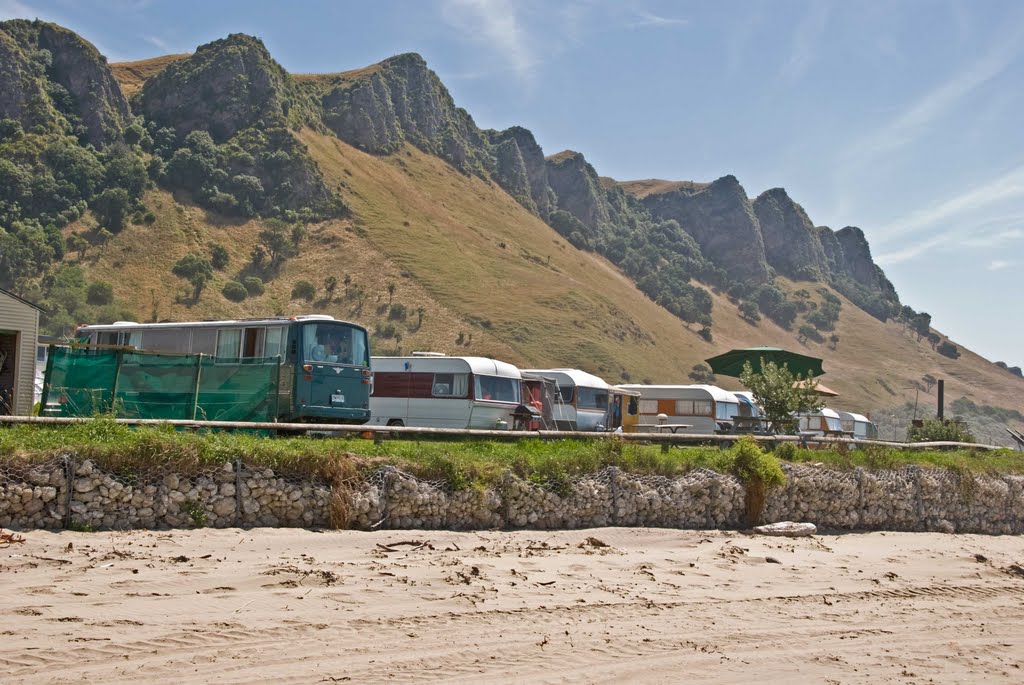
[{"left": 3, "top": 0, "right": 1023, "bottom": 366}]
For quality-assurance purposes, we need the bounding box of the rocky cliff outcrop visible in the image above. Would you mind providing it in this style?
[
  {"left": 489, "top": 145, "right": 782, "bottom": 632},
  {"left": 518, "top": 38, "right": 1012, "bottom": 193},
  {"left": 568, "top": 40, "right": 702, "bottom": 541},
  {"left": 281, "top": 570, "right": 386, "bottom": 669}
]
[
  {"left": 753, "top": 188, "right": 828, "bottom": 281},
  {"left": 489, "top": 126, "right": 556, "bottom": 217},
  {"left": 639, "top": 175, "right": 769, "bottom": 285},
  {"left": 0, "top": 27, "right": 43, "bottom": 127},
  {"left": 835, "top": 226, "right": 898, "bottom": 299},
  {"left": 0, "top": 19, "right": 130, "bottom": 147},
  {"left": 136, "top": 33, "right": 306, "bottom": 142},
  {"left": 545, "top": 150, "right": 610, "bottom": 230},
  {"left": 315, "top": 53, "right": 489, "bottom": 176}
]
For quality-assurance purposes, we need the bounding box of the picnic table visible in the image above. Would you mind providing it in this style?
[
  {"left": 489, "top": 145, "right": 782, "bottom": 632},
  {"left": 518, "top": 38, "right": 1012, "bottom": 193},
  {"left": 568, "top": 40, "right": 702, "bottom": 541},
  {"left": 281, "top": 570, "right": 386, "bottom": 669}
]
[
  {"left": 730, "top": 416, "right": 773, "bottom": 434},
  {"left": 634, "top": 423, "right": 692, "bottom": 434}
]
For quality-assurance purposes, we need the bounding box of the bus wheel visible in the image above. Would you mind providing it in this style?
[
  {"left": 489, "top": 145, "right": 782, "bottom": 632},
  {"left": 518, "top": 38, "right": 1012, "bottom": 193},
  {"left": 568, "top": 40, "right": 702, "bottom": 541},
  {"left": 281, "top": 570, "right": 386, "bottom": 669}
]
[{"left": 386, "top": 419, "right": 404, "bottom": 440}]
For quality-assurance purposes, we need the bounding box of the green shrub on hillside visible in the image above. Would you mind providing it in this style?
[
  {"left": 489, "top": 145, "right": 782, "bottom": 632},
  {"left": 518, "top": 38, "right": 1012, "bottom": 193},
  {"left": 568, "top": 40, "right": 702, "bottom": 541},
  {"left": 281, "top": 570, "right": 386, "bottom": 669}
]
[
  {"left": 221, "top": 281, "right": 247, "bottom": 302},
  {"left": 242, "top": 276, "right": 265, "bottom": 296}
]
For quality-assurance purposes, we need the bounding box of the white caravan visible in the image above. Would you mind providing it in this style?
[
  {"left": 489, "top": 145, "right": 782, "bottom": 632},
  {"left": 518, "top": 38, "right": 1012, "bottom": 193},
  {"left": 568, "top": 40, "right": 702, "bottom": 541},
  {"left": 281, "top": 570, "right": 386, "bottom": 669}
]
[
  {"left": 520, "top": 368, "right": 613, "bottom": 431},
  {"left": 369, "top": 353, "right": 522, "bottom": 430},
  {"left": 837, "top": 411, "right": 879, "bottom": 440},
  {"left": 617, "top": 384, "right": 741, "bottom": 434},
  {"left": 797, "top": 407, "right": 844, "bottom": 435}
]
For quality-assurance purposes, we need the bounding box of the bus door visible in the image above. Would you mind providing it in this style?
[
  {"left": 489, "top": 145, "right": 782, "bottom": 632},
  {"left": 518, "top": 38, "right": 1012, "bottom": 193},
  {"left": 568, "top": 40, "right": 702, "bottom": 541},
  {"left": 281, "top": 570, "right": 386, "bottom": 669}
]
[{"left": 297, "top": 323, "right": 370, "bottom": 420}]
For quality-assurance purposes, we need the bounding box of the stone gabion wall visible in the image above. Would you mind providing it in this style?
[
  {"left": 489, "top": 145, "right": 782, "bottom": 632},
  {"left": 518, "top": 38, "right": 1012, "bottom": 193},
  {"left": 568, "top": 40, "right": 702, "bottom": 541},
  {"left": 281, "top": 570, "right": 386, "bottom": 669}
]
[
  {"left": 3, "top": 457, "right": 1024, "bottom": 534},
  {"left": 0, "top": 455, "right": 331, "bottom": 531}
]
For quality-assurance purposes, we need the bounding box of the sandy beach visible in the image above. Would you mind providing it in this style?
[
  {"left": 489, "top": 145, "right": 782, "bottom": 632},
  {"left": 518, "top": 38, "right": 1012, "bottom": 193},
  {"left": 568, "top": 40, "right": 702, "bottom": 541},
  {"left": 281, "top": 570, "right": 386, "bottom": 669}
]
[{"left": 2, "top": 526, "right": 1023, "bottom": 683}]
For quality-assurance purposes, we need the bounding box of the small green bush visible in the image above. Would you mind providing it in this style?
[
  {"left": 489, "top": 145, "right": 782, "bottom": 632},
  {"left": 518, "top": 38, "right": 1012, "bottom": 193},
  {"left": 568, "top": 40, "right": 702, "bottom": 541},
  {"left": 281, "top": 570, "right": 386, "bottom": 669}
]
[
  {"left": 908, "top": 418, "right": 974, "bottom": 443},
  {"left": 728, "top": 437, "right": 786, "bottom": 488},
  {"left": 388, "top": 303, "right": 408, "bottom": 321},
  {"left": 242, "top": 276, "right": 264, "bottom": 296},
  {"left": 86, "top": 281, "right": 114, "bottom": 306},
  {"left": 222, "top": 281, "right": 247, "bottom": 302},
  {"left": 291, "top": 280, "right": 316, "bottom": 301}
]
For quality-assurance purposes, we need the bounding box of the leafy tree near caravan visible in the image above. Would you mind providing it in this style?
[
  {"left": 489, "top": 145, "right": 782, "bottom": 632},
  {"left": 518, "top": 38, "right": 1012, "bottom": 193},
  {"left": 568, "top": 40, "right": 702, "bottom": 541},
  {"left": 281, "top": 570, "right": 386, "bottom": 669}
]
[{"left": 739, "top": 360, "right": 824, "bottom": 434}]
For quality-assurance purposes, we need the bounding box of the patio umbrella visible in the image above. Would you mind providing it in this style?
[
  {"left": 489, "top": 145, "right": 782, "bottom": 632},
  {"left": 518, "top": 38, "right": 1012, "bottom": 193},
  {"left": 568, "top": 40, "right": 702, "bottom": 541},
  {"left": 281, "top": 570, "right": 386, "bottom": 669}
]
[
  {"left": 794, "top": 379, "right": 839, "bottom": 397},
  {"left": 705, "top": 346, "right": 825, "bottom": 378}
]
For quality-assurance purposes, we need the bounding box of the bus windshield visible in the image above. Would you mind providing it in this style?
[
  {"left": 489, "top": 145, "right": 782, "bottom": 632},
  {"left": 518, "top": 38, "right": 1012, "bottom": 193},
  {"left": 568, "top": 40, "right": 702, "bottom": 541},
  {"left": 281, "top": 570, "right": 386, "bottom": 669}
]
[{"left": 302, "top": 323, "right": 369, "bottom": 366}]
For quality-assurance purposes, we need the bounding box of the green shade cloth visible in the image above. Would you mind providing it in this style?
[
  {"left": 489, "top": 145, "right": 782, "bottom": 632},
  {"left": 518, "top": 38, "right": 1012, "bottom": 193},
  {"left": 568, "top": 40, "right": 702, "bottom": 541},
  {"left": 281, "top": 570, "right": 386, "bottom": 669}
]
[
  {"left": 705, "top": 347, "right": 825, "bottom": 378},
  {"left": 41, "top": 346, "right": 281, "bottom": 422}
]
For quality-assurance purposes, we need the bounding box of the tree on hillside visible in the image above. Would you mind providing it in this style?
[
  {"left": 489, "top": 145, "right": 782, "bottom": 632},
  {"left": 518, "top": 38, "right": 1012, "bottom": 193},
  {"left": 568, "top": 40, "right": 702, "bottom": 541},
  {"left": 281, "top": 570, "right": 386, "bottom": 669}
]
[
  {"left": 937, "top": 340, "right": 960, "bottom": 359},
  {"left": 687, "top": 363, "right": 716, "bottom": 384},
  {"left": 740, "top": 360, "right": 825, "bottom": 434},
  {"left": 257, "top": 225, "right": 294, "bottom": 268},
  {"left": 323, "top": 275, "right": 338, "bottom": 301},
  {"left": 92, "top": 187, "right": 131, "bottom": 233},
  {"left": 922, "top": 374, "right": 937, "bottom": 393},
  {"left": 171, "top": 253, "right": 214, "bottom": 303},
  {"left": 739, "top": 300, "right": 760, "bottom": 324},
  {"left": 209, "top": 242, "right": 230, "bottom": 270}
]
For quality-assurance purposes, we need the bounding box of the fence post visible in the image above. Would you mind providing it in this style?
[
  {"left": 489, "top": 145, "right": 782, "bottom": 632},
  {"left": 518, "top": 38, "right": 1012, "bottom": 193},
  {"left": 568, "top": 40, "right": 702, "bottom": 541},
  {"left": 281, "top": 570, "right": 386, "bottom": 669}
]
[
  {"left": 911, "top": 466, "right": 925, "bottom": 531},
  {"left": 62, "top": 453, "right": 74, "bottom": 529},
  {"left": 608, "top": 466, "right": 619, "bottom": 526},
  {"left": 234, "top": 458, "right": 243, "bottom": 527},
  {"left": 191, "top": 355, "right": 203, "bottom": 421},
  {"left": 500, "top": 470, "right": 512, "bottom": 529}
]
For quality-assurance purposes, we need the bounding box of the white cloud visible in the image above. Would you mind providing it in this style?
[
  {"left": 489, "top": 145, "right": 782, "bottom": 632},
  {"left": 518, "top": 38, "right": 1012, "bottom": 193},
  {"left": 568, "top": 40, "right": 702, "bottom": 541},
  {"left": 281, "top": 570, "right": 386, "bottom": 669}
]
[
  {"left": 143, "top": 34, "right": 170, "bottom": 52},
  {"left": 847, "top": 24, "right": 1024, "bottom": 163},
  {"left": 988, "top": 259, "right": 1012, "bottom": 271},
  {"left": 961, "top": 225, "right": 1024, "bottom": 248},
  {"left": 628, "top": 10, "right": 688, "bottom": 29},
  {"left": 875, "top": 229, "right": 959, "bottom": 265},
  {"left": 441, "top": 0, "right": 538, "bottom": 82},
  {"left": 876, "top": 164, "right": 1024, "bottom": 246},
  {"left": 779, "top": 2, "right": 829, "bottom": 81}
]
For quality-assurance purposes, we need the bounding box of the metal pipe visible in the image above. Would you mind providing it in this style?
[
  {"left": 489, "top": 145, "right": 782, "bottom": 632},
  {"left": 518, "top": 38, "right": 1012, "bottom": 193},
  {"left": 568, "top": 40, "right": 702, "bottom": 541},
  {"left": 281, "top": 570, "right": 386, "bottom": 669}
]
[{"left": 0, "top": 415, "right": 1001, "bottom": 449}]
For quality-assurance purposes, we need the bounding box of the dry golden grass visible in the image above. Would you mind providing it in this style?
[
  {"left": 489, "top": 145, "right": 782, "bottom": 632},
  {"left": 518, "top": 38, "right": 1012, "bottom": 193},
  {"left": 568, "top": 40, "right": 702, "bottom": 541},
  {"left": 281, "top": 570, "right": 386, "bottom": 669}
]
[
  {"left": 293, "top": 64, "right": 384, "bottom": 87},
  {"left": 110, "top": 54, "right": 191, "bottom": 96},
  {"left": 617, "top": 178, "right": 710, "bottom": 198}
]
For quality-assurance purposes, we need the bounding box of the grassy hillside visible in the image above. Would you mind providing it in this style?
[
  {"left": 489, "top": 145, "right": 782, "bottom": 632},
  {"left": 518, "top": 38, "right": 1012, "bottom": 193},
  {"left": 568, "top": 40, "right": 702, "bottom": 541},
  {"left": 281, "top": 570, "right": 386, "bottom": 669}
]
[{"left": 57, "top": 130, "right": 1024, "bottom": 426}]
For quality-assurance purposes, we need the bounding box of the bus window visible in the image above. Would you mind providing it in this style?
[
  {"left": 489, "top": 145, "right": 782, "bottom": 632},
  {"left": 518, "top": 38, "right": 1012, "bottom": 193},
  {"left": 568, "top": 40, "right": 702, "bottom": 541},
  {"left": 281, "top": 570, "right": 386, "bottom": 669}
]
[
  {"left": 264, "top": 326, "right": 285, "bottom": 359},
  {"left": 303, "top": 324, "right": 368, "bottom": 366},
  {"left": 142, "top": 328, "right": 189, "bottom": 353},
  {"left": 242, "top": 327, "right": 265, "bottom": 357},
  {"left": 191, "top": 328, "right": 216, "bottom": 355},
  {"left": 216, "top": 329, "right": 241, "bottom": 358}
]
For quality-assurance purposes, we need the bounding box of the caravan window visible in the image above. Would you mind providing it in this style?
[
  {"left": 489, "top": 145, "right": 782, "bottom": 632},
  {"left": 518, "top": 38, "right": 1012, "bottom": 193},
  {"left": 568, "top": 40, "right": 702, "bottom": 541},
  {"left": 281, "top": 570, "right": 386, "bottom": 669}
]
[
  {"left": 715, "top": 402, "right": 739, "bottom": 420},
  {"left": 639, "top": 399, "right": 658, "bottom": 414},
  {"left": 432, "top": 373, "right": 468, "bottom": 397},
  {"left": 475, "top": 375, "right": 520, "bottom": 403},
  {"left": 577, "top": 387, "right": 609, "bottom": 410},
  {"left": 558, "top": 385, "right": 574, "bottom": 403}
]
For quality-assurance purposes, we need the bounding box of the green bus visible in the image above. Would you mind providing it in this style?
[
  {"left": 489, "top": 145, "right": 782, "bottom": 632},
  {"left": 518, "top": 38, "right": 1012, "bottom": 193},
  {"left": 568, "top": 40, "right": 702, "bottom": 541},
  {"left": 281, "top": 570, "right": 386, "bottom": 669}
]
[{"left": 73, "top": 315, "right": 372, "bottom": 424}]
